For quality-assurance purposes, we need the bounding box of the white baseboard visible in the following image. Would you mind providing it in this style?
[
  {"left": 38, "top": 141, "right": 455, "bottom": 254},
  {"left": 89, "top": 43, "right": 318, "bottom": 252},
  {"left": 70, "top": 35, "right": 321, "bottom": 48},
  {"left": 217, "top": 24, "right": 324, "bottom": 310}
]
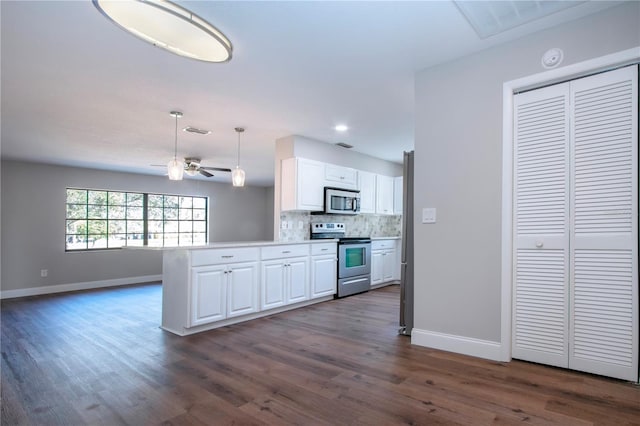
[
  {"left": 0, "top": 275, "right": 162, "bottom": 299},
  {"left": 411, "top": 328, "right": 506, "bottom": 362}
]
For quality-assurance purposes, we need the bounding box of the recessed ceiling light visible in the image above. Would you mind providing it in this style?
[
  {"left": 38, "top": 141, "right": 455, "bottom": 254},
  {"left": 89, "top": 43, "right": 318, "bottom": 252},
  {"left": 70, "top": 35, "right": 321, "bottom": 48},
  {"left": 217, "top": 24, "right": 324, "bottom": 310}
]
[
  {"left": 93, "top": 0, "right": 232, "bottom": 63},
  {"left": 334, "top": 124, "right": 349, "bottom": 132}
]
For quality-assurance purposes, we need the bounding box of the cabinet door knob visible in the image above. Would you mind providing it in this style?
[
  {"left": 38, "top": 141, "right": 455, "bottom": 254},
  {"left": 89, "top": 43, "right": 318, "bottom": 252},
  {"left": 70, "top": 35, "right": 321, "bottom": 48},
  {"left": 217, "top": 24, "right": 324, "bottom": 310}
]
[{"left": 535, "top": 241, "right": 544, "bottom": 248}]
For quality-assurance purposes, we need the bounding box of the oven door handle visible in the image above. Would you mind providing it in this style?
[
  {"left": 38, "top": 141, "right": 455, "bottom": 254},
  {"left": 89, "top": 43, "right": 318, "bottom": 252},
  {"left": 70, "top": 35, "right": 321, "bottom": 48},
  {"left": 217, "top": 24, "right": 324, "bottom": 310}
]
[{"left": 341, "top": 277, "right": 370, "bottom": 286}]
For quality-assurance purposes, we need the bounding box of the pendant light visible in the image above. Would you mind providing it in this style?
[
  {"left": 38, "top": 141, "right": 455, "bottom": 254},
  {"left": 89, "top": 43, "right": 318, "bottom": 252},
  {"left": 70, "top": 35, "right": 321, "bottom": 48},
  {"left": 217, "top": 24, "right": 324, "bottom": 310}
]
[
  {"left": 232, "top": 127, "right": 246, "bottom": 187},
  {"left": 167, "top": 111, "right": 184, "bottom": 181}
]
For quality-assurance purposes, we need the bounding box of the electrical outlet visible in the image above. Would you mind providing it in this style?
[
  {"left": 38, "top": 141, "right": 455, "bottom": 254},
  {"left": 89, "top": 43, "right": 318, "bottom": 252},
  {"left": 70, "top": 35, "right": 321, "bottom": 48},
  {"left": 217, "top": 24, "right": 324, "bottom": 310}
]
[
  {"left": 281, "top": 221, "right": 288, "bottom": 229},
  {"left": 297, "top": 221, "right": 304, "bottom": 230},
  {"left": 40, "top": 269, "right": 48, "bottom": 277}
]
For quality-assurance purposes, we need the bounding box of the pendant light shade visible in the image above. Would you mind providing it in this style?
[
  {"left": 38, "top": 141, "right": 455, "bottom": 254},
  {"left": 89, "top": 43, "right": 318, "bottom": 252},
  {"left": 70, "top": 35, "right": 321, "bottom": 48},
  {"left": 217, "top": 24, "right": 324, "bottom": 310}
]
[
  {"left": 232, "top": 127, "right": 245, "bottom": 187},
  {"left": 168, "top": 111, "right": 184, "bottom": 181},
  {"left": 92, "top": 0, "right": 232, "bottom": 63},
  {"left": 232, "top": 167, "right": 245, "bottom": 187},
  {"left": 167, "top": 158, "right": 184, "bottom": 180}
]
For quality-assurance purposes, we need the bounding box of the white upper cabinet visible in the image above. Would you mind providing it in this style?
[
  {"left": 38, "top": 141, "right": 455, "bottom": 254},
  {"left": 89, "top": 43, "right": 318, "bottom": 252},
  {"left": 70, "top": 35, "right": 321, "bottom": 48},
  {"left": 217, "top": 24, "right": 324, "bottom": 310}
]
[
  {"left": 325, "top": 164, "right": 358, "bottom": 189},
  {"left": 376, "top": 175, "right": 394, "bottom": 215},
  {"left": 281, "top": 158, "right": 325, "bottom": 211},
  {"left": 281, "top": 157, "right": 401, "bottom": 214},
  {"left": 358, "top": 171, "right": 376, "bottom": 214},
  {"left": 394, "top": 176, "right": 403, "bottom": 215}
]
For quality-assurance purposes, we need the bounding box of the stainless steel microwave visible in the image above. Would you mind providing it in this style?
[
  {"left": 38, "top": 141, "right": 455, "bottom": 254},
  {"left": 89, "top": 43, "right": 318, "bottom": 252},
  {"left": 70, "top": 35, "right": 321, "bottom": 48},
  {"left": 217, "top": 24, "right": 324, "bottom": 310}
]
[{"left": 324, "top": 187, "right": 360, "bottom": 215}]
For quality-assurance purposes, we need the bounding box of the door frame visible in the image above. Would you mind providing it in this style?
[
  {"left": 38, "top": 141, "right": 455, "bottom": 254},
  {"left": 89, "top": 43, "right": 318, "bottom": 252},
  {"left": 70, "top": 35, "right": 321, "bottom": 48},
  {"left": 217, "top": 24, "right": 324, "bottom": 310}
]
[{"left": 500, "top": 47, "right": 640, "bottom": 362}]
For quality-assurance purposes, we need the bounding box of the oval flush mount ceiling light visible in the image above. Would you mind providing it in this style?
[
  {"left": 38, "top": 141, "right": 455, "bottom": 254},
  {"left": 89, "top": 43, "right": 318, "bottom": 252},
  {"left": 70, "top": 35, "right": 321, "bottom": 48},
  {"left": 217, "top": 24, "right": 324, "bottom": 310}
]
[
  {"left": 334, "top": 124, "right": 348, "bottom": 132},
  {"left": 93, "top": 0, "right": 232, "bottom": 63}
]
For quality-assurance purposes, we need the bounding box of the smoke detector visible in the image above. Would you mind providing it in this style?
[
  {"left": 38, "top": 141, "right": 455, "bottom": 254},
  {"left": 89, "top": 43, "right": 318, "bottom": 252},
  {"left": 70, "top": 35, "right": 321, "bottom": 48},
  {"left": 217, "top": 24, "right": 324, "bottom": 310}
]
[{"left": 542, "top": 48, "right": 564, "bottom": 69}]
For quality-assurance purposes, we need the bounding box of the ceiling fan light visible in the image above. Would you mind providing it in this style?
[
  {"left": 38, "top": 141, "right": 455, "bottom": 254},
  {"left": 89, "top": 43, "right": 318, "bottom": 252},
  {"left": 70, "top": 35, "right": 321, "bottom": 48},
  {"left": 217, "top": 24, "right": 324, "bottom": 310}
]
[
  {"left": 167, "top": 159, "right": 184, "bottom": 180},
  {"left": 232, "top": 167, "right": 245, "bottom": 187},
  {"left": 93, "top": 0, "right": 232, "bottom": 63},
  {"left": 184, "top": 168, "right": 198, "bottom": 176}
]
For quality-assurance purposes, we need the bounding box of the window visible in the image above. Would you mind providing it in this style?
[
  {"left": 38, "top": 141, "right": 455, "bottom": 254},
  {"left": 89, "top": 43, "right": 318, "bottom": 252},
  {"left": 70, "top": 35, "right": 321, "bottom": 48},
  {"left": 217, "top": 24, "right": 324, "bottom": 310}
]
[{"left": 65, "top": 189, "right": 207, "bottom": 251}]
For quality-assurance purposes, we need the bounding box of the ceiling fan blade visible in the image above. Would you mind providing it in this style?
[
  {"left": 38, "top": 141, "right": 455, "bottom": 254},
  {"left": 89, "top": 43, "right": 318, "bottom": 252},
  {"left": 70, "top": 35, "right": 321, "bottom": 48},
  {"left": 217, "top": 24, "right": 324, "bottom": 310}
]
[
  {"left": 199, "top": 169, "right": 214, "bottom": 178},
  {"left": 200, "top": 166, "right": 232, "bottom": 172}
]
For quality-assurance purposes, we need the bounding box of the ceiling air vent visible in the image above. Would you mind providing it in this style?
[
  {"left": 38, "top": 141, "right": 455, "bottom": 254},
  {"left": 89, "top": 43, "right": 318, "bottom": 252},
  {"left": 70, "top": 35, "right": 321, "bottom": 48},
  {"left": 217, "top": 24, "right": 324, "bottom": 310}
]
[
  {"left": 183, "top": 126, "right": 211, "bottom": 135},
  {"left": 335, "top": 142, "right": 353, "bottom": 149},
  {"left": 454, "top": 0, "right": 585, "bottom": 39}
]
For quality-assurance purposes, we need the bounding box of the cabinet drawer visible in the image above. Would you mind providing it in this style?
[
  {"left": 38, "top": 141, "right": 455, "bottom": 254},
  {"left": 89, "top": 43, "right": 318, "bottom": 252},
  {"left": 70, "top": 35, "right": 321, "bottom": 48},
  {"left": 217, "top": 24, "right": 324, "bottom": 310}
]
[
  {"left": 261, "top": 244, "right": 309, "bottom": 260},
  {"left": 191, "top": 247, "right": 260, "bottom": 266},
  {"left": 311, "top": 242, "right": 337, "bottom": 256},
  {"left": 372, "top": 239, "right": 396, "bottom": 250}
]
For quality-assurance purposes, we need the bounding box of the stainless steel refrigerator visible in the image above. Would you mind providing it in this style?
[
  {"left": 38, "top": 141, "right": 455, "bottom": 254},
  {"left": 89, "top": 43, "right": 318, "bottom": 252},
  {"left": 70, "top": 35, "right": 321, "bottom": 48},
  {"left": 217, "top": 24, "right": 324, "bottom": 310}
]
[{"left": 399, "top": 151, "right": 414, "bottom": 336}]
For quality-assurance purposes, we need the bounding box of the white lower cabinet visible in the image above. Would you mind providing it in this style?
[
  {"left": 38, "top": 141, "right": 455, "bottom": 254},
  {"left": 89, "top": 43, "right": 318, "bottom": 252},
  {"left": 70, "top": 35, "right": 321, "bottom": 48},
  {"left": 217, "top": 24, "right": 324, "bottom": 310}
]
[
  {"left": 371, "top": 251, "right": 384, "bottom": 286},
  {"left": 382, "top": 249, "right": 396, "bottom": 282},
  {"left": 261, "top": 261, "right": 286, "bottom": 310},
  {"left": 191, "top": 265, "right": 227, "bottom": 326},
  {"left": 311, "top": 243, "right": 337, "bottom": 298},
  {"left": 190, "top": 261, "right": 258, "bottom": 327},
  {"left": 163, "top": 242, "right": 337, "bottom": 335},
  {"left": 261, "top": 257, "right": 309, "bottom": 310},
  {"left": 226, "top": 262, "right": 259, "bottom": 318},
  {"left": 288, "top": 258, "right": 309, "bottom": 303},
  {"left": 261, "top": 244, "right": 311, "bottom": 310},
  {"left": 371, "top": 239, "right": 399, "bottom": 286}
]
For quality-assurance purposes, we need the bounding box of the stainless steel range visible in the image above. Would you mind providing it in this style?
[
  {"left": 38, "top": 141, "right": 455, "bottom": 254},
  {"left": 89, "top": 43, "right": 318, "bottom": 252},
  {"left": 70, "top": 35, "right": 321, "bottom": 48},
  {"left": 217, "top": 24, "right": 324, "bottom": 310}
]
[{"left": 310, "top": 223, "right": 371, "bottom": 298}]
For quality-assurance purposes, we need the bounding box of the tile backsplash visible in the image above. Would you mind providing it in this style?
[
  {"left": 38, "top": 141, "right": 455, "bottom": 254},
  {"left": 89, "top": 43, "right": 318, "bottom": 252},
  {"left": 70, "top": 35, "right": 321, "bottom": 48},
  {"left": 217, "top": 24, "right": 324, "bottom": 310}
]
[{"left": 279, "top": 211, "right": 402, "bottom": 241}]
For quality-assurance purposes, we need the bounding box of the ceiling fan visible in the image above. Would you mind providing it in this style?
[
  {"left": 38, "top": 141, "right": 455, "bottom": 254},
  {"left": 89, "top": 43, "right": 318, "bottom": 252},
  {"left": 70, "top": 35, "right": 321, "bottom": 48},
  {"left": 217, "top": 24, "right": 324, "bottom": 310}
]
[
  {"left": 154, "top": 110, "right": 232, "bottom": 179},
  {"left": 184, "top": 157, "right": 231, "bottom": 177}
]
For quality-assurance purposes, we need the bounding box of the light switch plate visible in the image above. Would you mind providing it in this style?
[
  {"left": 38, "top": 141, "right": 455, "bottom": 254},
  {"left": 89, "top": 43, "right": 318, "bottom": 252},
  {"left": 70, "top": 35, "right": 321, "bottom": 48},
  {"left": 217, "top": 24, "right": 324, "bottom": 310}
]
[
  {"left": 422, "top": 208, "right": 436, "bottom": 224},
  {"left": 281, "top": 221, "right": 288, "bottom": 229}
]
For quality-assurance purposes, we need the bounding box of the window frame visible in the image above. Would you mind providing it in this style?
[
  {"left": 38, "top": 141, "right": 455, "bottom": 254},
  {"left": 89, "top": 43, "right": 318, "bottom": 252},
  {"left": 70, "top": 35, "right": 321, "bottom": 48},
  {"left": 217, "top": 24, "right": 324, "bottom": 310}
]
[{"left": 65, "top": 188, "right": 208, "bottom": 251}]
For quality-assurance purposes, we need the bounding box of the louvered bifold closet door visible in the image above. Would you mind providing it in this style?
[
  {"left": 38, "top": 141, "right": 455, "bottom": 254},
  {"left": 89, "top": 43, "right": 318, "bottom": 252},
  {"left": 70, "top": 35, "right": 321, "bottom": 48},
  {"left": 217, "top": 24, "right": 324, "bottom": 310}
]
[
  {"left": 512, "top": 84, "right": 571, "bottom": 368},
  {"left": 569, "top": 65, "right": 638, "bottom": 381}
]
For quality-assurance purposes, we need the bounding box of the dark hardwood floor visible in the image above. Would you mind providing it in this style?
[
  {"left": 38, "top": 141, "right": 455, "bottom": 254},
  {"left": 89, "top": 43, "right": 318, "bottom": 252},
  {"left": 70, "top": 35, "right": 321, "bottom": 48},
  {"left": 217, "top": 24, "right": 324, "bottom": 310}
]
[{"left": 2, "top": 284, "right": 639, "bottom": 425}]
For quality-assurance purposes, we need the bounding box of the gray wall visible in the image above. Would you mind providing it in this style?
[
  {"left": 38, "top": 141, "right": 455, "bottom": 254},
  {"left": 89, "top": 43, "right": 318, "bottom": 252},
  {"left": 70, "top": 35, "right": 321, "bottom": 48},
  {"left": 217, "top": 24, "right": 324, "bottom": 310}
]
[
  {"left": 414, "top": 3, "right": 640, "bottom": 343},
  {"left": 1, "top": 160, "right": 274, "bottom": 292}
]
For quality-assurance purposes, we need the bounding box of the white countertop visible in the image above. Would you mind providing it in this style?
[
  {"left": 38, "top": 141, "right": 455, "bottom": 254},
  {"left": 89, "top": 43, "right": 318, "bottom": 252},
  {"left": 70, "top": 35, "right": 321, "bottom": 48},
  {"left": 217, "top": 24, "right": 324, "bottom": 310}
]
[
  {"left": 127, "top": 239, "right": 339, "bottom": 251},
  {"left": 127, "top": 237, "right": 401, "bottom": 251}
]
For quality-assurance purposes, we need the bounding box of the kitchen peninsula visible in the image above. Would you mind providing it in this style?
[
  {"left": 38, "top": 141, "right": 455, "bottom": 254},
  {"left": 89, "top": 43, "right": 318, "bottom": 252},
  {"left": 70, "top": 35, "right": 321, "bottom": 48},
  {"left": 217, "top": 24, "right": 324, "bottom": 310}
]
[{"left": 161, "top": 240, "right": 337, "bottom": 336}]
